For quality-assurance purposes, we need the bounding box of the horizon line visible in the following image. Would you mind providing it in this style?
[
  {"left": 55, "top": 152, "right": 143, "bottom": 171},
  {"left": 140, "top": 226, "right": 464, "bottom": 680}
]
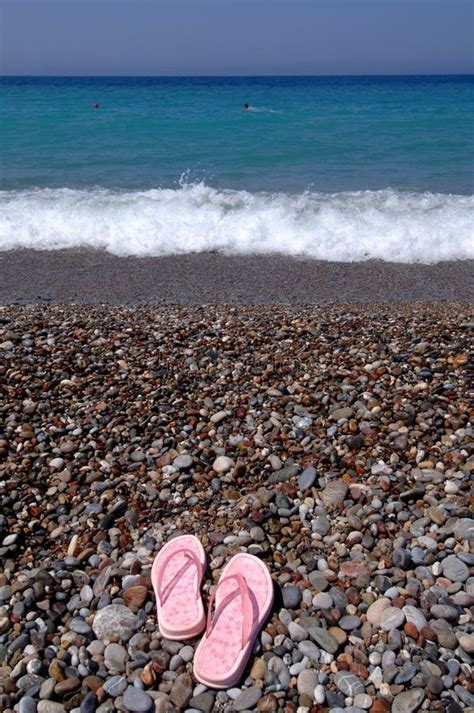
[{"left": 1, "top": 72, "right": 473, "bottom": 79}]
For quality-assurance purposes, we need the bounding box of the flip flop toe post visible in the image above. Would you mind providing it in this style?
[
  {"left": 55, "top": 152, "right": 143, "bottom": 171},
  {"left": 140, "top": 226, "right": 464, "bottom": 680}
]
[
  {"left": 194, "top": 553, "right": 274, "bottom": 688},
  {"left": 151, "top": 535, "right": 206, "bottom": 640}
]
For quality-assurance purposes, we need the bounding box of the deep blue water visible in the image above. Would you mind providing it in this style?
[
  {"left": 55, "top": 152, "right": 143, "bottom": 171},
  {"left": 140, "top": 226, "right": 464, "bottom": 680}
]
[{"left": 0, "top": 76, "right": 472, "bottom": 261}]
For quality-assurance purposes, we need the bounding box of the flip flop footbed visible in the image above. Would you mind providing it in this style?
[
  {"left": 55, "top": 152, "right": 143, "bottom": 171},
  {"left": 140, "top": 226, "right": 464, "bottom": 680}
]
[
  {"left": 152, "top": 535, "right": 206, "bottom": 639},
  {"left": 194, "top": 553, "right": 274, "bottom": 688}
]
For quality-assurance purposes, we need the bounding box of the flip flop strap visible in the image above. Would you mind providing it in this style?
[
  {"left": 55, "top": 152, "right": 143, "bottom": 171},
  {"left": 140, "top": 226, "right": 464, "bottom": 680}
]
[
  {"left": 206, "top": 572, "right": 253, "bottom": 648},
  {"left": 157, "top": 548, "right": 202, "bottom": 607}
]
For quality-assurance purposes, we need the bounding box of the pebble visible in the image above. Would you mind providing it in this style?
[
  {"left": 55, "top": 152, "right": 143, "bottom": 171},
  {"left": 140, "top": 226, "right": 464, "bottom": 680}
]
[
  {"left": 173, "top": 454, "right": 193, "bottom": 470},
  {"left": 402, "top": 605, "right": 427, "bottom": 632},
  {"left": 312, "top": 592, "right": 332, "bottom": 609},
  {"left": 298, "top": 466, "right": 316, "bottom": 490},
  {"left": 297, "top": 669, "right": 319, "bottom": 697},
  {"left": 309, "top": 627, "right": 339, "bottom": 654},
  {"left": 321, "top": 479, "right": 348, "bottom": 508},
  {"left": 92, "top": 605, "right": 138, "bottom": 641},
  {"left": 212, "top": 455, "right": 235, "bottom": 473},
  {"left": 123, "top": 687, "right": 154, "bottom": 712},
  {"left": 391, "top": 689, "right": 425, "bottom": 713},
  {"left": 103, "top": 676, "right": 128, "bottom": 697},
  {"left": 169, "top": 673, "right": 193, "bottom": 709},
  {"left": 366, "top": 598, "right": 391, "bottom": 625},
  {"left": 19, "top": 697, "right": 38, "bottom": 713},
  {"left": 380, "top": 607, "right": 405, "bottom": 631},
  {"left": 104, "top": 642, "right": 127, "bottom": 671},
  {"left": 37, "top": 704, "right": 66, "bottom": 713},
  {"left": 281, "top": 585, "right": 302, "bottom": 608},
  {"left": 233, "top": 687, "right": 262, "bottom": 710},
  {"left": 334, "top": 671, "right": 365, "bottom": 697},
  {"left": 442, "top": 555, "right": 470, "bottom": 582}
]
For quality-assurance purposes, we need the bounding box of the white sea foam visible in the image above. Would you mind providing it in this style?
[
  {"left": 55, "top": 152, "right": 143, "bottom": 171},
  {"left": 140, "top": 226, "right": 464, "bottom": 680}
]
[{"left": 0, "top": 184, "right": 472, "bottom": 263}]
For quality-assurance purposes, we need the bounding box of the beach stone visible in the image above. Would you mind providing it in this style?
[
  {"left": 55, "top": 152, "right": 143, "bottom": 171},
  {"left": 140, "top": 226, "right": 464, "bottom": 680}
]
[
  {"left": 189, "top": 692, "right": 215, "bottom": 713},
  {"left": 123, "top": 687, "right": 154, "bottom": 712},
  {"left": 19, "top": 697, "right": 37, "bottom": 713},
  {"left": 312, "top": 516, "right": 331, "bottom": 535},
  {"left": 104, "top": 642, "right": 127, "bottom": 671},
  {"left": 298, "top": 466, "right": 316, "bottom": 490},
  {"left": 313, "top": 592, "right": 332, "bottom": 609},
  {"left": 250, "top": 658, "right": 267, "bottom": 680},
  {"left": 314, "top": 685, "right": 326, "bottom": 704},
  {"left": 281, "top": 585, "right": 302, "bottom": 608},
  {"left": 334, "top": 671, "right": 364, "bottom": 697},
  {"left": 353, "top": 694, "right": 372, "bottom": 709},
  {"left": 430, "top": 604, "right": 459, "bottom": 621},
  {"left": 380, "top": 607, "right": 405, "bottom": 631},
  {"left": 309, "top": 571, "right": 329, "bottom": 591},
  {"left": 210, "top": 411, "right": 228, "bottom": 424},
  {"left": 170, "top": 673, "right": 193, "bottom": 709},
  {"left": 0, "top": 585, "right": 12, "bottom": 602},
  {"left": 330, "top": 407, "right": 354, "bottom": 420},
  {"left": 298, "top": 640, "right": 321, "bottom": 663},
  {"left": 123, "top": 585, "right": 147, "bottom": 611},
  {"left": 287, "top": 621, "right": 307, "bottom": 641},
  {"left": 321, "top": 479, "right": 348, "bottom": 507},
  {"left": 80, "top": 692, "right": 98, "bottom": 713},
  {"left": 340, "top": 561, "right": 369, "bottom": 578},
  {"left": 49, "top": 457, "right": 64, "bottom": 470},
  {"left": 457, "top": 633, "right": 474, "bottom": 653},
  {"left": 103, "top": 675, "right": 127, "bottom": 697},
  {"left": 233, "top": 687, "right": 262, "bottom": 711},
  {"left": 366, "top": 598, "right": 391, "bottom": 625},
  {"left": 441, "top": 555, "right": 469, "bottom": 582},
  {"left": 69, "top": 617, "right": 92, "bottom": 635},
  {"left": 339, "top": 614, "right": 361, "bottom": 630},
  {"left": 430, "top": 619, "right": 457, "bottom": 648},
  {"left": 257, "top": 695, "right": 278, "bottom": 712},
  {"left": 297, "top": 669, "right": 318, "bottom": 697},
  {"left": 391, "top": 689, "right": 425, "bottom": 713},
  {"left": 173, "top": 454, "right": 193, "bottom": 470},
  {"left": 55, "top": 678, "right": 81, "bottom": 696},
  {"left": 268, "top": 463, "right": 299, "bottom": 483},
  {"left": 39, "top": 679, "right": 55, "bottom": 700},
  {"left": 453, "top": 518, "right": 474, "bottom": 541},
  {"left": 92, "top": 605, "right": 138, "bottom": 641},
  {"left": 309, "top": 627, "right": 339, "bottom": 653},
  {"left": 402, "top": 605, "right": 427, "bottom": 632},
  {"left": 212, "top": 456, "right": 235, "bottom": 473},
  {"left": 37, "top": 704, "right": 66, "bottom": 713}
]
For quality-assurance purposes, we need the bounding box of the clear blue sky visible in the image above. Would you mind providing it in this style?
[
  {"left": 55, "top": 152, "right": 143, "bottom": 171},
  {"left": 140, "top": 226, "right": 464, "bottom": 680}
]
[{"left": 1, "top": 0, "right": 472, "bottom": 76}]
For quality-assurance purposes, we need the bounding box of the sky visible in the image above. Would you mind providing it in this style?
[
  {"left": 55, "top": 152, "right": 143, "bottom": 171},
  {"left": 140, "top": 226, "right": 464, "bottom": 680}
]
[{"left": 0, "top": 0, "right": 473, "bottom": 76}]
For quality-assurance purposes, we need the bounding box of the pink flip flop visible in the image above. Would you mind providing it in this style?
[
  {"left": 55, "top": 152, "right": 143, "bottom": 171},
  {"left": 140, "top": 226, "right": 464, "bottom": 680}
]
[
  {"left": 151, "top": 535, "right": 206, "bottom": 640},
  {"left": 193, "top": 553, "right": 274, "bottom": 688}
]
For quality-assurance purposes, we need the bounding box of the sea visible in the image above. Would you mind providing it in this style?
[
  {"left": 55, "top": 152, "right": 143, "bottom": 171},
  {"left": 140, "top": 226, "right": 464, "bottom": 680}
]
[{"left": 0, "top": 75, "right": 473, "bottom": 263}]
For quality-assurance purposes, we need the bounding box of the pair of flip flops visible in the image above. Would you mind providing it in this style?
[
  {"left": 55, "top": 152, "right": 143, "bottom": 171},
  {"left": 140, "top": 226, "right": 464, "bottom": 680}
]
[{"left": 151, "top": 535, "right": 274, "bottom": 689}]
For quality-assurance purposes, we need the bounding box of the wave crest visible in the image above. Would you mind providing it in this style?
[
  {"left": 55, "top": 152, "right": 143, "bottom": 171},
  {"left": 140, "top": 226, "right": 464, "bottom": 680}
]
[{"left": 0, "top": 184, "right": 472, "bottom": 262}]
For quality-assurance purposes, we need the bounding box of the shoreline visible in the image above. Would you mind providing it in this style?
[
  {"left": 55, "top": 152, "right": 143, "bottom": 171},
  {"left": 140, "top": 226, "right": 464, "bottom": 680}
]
[{"left": 1, "top": 249, "right": 473, "bottom": 304}]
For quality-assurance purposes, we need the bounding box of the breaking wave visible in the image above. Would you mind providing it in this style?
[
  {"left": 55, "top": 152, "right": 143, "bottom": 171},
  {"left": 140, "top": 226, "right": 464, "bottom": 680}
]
[{"left": 0, "top": 183, "right": 473, "bottom": 263}]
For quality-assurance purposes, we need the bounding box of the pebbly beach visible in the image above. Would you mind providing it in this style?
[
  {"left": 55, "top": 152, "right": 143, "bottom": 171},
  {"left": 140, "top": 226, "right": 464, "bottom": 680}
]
[{"left": 0, "top": 300, "right": 473, "bottom": 712}]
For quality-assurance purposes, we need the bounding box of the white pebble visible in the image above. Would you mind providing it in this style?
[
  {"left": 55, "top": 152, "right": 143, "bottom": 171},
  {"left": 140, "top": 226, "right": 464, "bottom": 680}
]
[{"left": 314, "top": 685, "right": 326, "bottom": 704}]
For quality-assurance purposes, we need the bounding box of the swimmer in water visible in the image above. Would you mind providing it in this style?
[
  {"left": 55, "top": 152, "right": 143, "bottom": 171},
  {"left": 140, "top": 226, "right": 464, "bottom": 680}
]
[
  {"left": 93, "top": 102, "right": 100, "bottom": 109},
  {"left": 243, "top": 103, "right": 249, "bottom": 110}
]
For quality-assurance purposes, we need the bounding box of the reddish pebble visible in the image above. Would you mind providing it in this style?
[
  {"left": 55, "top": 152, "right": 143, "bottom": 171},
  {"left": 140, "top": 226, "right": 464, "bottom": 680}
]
[{"left": 404, "top": 622, "right": 418, "bottom": 639}]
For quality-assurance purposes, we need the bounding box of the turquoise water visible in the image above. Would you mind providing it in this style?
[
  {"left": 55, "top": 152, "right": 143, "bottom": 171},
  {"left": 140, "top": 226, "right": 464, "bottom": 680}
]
[
  {"left": 1, "top": 75, "right": 473, "bottom": 193},
  {"left": 0, "top": 76, "right": 473, "bottom": 261}
]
